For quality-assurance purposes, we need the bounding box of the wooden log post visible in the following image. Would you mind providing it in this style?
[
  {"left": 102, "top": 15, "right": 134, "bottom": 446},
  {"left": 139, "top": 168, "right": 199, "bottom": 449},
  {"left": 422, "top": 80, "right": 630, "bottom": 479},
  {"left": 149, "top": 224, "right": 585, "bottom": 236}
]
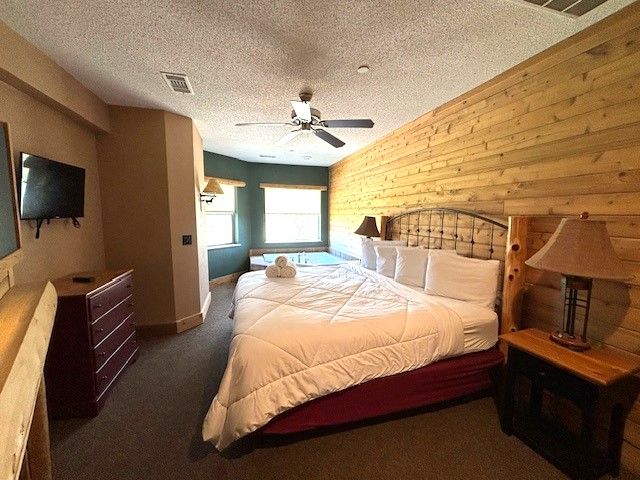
[
  {"left": 20, "top": 377, "right": 52, "bottom": 480},
  {"left": 380, "top": 216, "right": 390, "bottom": 240},
  {"left": 501, "top": 216, "right": 528, "bottom": 336},
  {"left": 0, "top": 282, "right": 57, "bottom": 480}
]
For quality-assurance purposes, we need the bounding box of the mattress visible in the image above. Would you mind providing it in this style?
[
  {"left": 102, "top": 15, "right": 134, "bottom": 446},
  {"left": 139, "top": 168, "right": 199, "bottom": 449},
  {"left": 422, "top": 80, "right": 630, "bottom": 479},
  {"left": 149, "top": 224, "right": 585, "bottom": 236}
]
[
  {"left": 203, "top": 264, "right": 498, "bottom": 449},
  {"left": 405, "top": 285, "right": 498, "bottom": 353}
]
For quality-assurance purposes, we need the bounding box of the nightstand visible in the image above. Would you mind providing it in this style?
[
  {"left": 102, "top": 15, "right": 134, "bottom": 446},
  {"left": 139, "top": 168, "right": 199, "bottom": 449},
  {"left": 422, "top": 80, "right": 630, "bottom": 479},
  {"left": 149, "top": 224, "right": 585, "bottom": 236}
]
[{"left": 500, "top": 328, "right": 640, "bottom": 479}]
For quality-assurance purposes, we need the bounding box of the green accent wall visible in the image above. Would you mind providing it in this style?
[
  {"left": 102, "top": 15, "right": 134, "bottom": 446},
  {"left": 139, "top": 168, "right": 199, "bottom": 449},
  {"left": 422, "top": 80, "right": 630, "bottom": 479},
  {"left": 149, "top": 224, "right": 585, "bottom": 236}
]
[{"left": 204, "top": 151, "right": 328, "bottom": 280}]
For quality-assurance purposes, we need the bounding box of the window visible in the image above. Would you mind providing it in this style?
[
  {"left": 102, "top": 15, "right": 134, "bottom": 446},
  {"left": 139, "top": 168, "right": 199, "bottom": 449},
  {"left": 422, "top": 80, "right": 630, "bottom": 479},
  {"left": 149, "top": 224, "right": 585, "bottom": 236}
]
[
  {"left": 204, "top": 184, "right": 236, "bottom": 246},
  {"left": 264, "top": 187, "right": 321, "bottom": 243}
]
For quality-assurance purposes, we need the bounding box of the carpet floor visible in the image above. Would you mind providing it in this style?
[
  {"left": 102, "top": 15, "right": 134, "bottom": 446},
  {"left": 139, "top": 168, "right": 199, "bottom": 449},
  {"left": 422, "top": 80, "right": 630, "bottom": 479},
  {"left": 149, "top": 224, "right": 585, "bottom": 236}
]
[{"left": 49, "top": 283, "right": 638, "bottom": 480}]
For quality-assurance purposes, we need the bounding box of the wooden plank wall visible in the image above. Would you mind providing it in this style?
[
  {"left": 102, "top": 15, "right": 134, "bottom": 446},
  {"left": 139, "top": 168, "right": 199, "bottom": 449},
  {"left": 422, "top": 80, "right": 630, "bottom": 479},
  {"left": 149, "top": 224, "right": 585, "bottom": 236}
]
[{"left": 328, "top": 2, "right": 640, "bottom": 472}]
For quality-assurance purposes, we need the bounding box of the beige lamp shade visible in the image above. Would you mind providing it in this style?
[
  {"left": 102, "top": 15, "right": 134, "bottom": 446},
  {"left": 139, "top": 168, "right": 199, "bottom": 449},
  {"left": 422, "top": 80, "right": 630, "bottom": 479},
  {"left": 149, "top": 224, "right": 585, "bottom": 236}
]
[
  {"left": 203, "top": 178, "right": 224, "bottom": 195},
  {"left": 525, "top": 216, "right": 629, "bottom": 281},
  {"left": 354, "top": 216, "right": 380, "bottom": 237}
]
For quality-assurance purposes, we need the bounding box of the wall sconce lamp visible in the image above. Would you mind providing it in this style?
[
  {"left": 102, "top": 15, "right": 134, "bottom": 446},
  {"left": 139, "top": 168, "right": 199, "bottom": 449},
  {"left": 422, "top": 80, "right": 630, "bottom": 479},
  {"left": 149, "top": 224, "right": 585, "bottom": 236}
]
[{"left": 200, "top": 178, "right": 224, "bottom": 203}]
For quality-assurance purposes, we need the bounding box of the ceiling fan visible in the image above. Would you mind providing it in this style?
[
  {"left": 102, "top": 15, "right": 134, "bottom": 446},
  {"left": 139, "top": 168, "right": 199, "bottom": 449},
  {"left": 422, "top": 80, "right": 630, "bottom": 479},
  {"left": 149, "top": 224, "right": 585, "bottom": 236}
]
[{"left": 235, "top": 91, "right": 374, "bottom": 148}]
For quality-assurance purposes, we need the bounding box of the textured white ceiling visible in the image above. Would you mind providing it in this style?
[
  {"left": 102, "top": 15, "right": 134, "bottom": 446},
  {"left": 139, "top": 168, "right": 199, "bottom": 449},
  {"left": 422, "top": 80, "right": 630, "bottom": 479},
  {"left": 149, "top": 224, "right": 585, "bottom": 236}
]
[{"left": 0, "top": 0, "right": 634, "bottom": 166}]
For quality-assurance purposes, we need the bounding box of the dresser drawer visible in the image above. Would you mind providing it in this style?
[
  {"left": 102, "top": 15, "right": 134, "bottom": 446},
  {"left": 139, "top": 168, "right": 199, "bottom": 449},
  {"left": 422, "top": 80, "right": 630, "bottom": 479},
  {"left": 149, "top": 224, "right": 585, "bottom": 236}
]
[
  {"left": 93, "top": 318, "right": 136, "bottom": 371},
  {"left": 91, "top": 295, "right": 133, "bottom": 346},
  {"left": 89, "top": 274, "right": 133, "bottom": 322},
  {"left": 95, "top": 333, "right": 138, "bottom": 397}
]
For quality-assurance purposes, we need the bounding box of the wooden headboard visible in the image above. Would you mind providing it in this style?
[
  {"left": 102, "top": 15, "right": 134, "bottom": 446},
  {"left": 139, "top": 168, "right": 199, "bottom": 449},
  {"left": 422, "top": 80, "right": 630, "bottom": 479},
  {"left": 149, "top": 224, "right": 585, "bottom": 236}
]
[{"left": 381, "top": 208, "right": 528, "bottom": 336}]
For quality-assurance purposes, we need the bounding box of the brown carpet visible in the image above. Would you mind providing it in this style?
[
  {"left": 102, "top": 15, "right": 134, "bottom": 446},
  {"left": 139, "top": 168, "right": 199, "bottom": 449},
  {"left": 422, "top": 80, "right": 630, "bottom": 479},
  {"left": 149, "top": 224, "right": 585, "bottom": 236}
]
[{"left": 49, "top": 283, "right": 637, "bottom": 480}]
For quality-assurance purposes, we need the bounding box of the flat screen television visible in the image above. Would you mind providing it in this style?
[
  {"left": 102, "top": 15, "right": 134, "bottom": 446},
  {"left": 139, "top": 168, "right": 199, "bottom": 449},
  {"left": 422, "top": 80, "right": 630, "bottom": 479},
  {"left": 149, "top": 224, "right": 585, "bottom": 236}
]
[{"left": 19, "top": 153, "right": 85, "bottom": 220}]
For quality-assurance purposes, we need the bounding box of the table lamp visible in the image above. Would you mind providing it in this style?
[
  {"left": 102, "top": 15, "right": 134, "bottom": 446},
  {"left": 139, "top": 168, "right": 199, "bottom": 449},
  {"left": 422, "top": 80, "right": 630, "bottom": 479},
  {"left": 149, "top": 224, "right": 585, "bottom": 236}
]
[
  {"left": 525, "top": 212, "right": 630, "bottom": 351},
  {"left": 354, "top": 216, "right": 380, "bottom": 239}
]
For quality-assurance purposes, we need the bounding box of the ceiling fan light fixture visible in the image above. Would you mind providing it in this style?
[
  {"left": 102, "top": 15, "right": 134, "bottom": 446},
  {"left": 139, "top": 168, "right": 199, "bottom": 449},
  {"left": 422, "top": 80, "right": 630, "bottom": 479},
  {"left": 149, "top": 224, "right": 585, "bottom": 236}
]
[
  {"left": 237, "top": 91, "right": 373, "bottom": 149},
  {"left": 357, "top": 65, "right": 370, "bottom": 74}
]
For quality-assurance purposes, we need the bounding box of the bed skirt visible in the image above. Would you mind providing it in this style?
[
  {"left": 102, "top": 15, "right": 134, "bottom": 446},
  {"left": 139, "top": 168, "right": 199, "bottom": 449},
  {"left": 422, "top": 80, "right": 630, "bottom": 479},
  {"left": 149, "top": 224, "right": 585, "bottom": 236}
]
[{"left": 258, "top": 347, "right": 504, "bottom": 434}]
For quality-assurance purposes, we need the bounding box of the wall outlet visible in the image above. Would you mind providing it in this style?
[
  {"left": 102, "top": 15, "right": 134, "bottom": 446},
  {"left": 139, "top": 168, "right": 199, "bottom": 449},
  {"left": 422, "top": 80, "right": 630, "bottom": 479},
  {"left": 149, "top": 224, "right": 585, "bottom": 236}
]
[{"left": 182, "top": 235, "right": 192, "bottom": 245}]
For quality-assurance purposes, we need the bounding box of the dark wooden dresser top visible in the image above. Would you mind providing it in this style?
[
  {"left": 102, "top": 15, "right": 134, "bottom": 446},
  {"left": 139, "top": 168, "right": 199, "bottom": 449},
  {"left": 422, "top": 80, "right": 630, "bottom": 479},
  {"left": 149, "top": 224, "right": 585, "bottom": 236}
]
[{"left": 52, "top": 269, "right": 133, "bottom": 298}]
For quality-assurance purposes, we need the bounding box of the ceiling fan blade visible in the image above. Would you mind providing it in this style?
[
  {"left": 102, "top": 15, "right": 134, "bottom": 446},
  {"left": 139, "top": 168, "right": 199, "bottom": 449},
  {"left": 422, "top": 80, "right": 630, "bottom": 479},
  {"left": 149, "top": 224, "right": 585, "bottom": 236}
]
[
  {"left": 235, "top": 122, "right": 293, "bottom": 127},
  {"left": 290, "top": 100, "right": 311, "bottom": 122},
  {"left": 321, "top": 119, "right": 375, "bottom": 128},
  {"left": 274, "top": 130, "right": 303, "bottom": 146},
  {"left": 314, "top": 129, "right": 345, "bottom": 148}
]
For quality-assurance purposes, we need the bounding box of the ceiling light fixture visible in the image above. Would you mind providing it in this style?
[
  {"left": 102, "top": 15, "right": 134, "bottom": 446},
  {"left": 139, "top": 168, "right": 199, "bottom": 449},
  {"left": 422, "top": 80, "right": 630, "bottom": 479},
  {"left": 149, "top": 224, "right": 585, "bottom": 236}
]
[{"left": 357, "top": 65, "right": 370, "bottom": 74}]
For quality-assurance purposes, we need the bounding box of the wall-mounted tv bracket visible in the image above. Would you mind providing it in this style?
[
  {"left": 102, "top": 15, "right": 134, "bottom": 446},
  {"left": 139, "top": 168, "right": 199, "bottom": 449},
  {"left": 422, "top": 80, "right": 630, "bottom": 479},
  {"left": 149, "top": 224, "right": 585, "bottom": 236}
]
[
  {"left": 34, "top": 218, "right": 48, "bottom": 239},
  {"left": 34, "top": 217, "right": 81, "bottom": 239}
]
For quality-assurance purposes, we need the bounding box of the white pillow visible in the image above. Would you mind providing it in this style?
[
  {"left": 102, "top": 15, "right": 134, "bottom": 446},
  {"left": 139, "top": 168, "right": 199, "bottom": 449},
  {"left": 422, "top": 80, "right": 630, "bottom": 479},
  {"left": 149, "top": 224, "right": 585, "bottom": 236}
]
[
  {"left": 394, "top": 247, "right": 456, "bottom": 288},
  {"left": 374, "top": 245, "right": 398, "bottom": 278},
  {"left": 394, "top": 247, "right": 430, "bottom": 288},
  {"left": 361, "top": 238, "right": 405, "bottom": 270},
  {"left": 425, "top": 250, "right": 500, "bottom": 308}
]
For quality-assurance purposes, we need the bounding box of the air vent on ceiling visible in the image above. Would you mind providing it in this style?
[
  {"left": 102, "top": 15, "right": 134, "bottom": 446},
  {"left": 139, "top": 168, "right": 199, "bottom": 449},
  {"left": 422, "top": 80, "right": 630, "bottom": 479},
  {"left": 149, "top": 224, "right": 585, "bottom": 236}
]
[
  {"left": 161, "top": 72, "right": 194, "bottom": 94},
  {"left": 521, "top": 0, "right": 610, "bottom": 16}
]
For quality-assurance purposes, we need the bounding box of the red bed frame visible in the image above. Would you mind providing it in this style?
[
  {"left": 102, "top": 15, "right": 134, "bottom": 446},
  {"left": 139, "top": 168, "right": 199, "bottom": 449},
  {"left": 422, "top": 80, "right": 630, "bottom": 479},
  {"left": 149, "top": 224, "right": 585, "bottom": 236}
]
[
  {"left": 260, "top": 347, "right": 504, "bottom": 434},
  {"left": 255, "top": 208, "right": 514, "bottom": 437}
]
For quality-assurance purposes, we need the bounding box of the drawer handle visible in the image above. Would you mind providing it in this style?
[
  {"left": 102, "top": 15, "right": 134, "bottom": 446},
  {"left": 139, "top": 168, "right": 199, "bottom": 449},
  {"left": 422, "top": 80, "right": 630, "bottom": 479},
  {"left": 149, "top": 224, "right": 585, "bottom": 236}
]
[
  {"left": 101, "top": 375, "right": 108, "bottom": 380},
  {"left": 97, "top": 328, "right": 104, "bottom": 333},
  {"left": 94, "top": 303, "right": 102, "bottom": 309},
  {"left": 128, "top": 302, "right": 134, "bottom": 307},
  {"left": 126, "top": 284, "right": 132, "bottom": 289},
  {"left": 130, "top": 321, "right": 136, "bottom": 327},
  {"left": 98, "top": 351, "right": 107, "bottom": 357}
]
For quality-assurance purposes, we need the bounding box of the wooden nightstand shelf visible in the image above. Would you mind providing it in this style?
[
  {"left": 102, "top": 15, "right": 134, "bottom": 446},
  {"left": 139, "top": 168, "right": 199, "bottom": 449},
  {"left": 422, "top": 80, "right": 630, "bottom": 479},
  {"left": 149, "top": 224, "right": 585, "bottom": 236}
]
[{"left": 500, "top": 328, "right": 640, "bottom": 480}]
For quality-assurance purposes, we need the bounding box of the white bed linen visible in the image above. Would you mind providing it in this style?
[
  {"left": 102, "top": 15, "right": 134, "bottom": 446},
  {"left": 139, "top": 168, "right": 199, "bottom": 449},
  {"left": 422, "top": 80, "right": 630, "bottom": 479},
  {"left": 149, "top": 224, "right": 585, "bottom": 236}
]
[
  {"left": 404, "top": 285, "right": 498, "bottom": 353},
  {"left": 202, "top": 264, "right": 493, "bottom": 449}
]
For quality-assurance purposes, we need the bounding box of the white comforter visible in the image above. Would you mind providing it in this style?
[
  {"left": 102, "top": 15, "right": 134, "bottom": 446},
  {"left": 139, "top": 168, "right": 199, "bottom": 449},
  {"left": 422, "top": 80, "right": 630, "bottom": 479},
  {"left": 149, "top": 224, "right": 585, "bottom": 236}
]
[{"left": 202, "top": 264, "right": 466, "bottom": 449}]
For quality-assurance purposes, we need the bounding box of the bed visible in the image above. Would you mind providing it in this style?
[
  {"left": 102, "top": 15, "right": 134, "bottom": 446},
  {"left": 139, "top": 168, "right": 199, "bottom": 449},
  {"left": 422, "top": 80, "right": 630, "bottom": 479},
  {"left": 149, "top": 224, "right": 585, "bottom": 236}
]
[{"left": 203, "top": 209, "right": 525, "bottom": 450}]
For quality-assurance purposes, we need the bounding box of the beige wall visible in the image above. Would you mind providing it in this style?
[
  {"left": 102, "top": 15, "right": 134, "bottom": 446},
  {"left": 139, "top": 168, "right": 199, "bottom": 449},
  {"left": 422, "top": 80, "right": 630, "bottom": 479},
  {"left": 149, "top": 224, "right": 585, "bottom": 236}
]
[
  {"left": 0, "top": 80, "right": 105, "bottom": 285},
  {"left": 97, "top": 106, "right": 176, "bottom": 327},
  {"left": 164, "top": 112, "right": 208, "bottom": 324},
  {"left": 0, "top": 20, "right": 110, "bottom": 286},
  {"left": 1, "top": 19, "right": 209, "bottom": 333},
  {"left": 0, "top": 21, "right": 110, "bottom": 133},
  {"left": 329, "top": 3, "right": 640, "bottom": 472},
  {"left": 192, "top": 123, "right": 210, "bottom": 310},
  {"left": 98, "top": 107, "right": 210, "bottom": 331}
]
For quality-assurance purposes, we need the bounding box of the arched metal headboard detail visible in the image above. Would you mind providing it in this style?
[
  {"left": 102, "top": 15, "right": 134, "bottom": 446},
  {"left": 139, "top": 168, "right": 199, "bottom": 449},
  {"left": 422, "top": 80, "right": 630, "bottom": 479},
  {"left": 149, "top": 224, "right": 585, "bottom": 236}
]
[
  {"left": 384, "top": 208, "right": 508, "bottom": 309},
  {"left": 383, "top": 208, "right": 508, "bottom": 261},
  {"left": 382, "top": 208, "right": 528, "bottom": 336}
]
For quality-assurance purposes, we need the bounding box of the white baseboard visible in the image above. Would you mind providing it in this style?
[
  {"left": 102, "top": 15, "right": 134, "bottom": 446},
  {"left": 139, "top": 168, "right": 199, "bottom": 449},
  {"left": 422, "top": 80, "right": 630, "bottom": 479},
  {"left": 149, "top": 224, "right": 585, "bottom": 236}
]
[{"left": 201, "top": 291, "right": 212, "bottom": 320}]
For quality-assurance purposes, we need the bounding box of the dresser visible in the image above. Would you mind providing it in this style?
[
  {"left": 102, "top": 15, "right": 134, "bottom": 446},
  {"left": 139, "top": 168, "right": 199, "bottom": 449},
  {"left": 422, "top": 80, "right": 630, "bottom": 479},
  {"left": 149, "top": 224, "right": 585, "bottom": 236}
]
[{"left": 45, "top": 269, "right": 138, "bottom": 417}]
